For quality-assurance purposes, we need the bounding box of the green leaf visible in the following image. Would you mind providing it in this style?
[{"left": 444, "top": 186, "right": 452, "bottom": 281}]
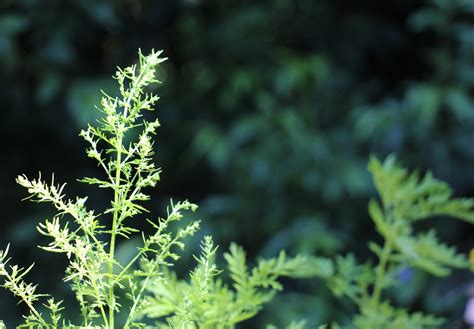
[
  {"left": 368, "top": 199, "right": 389, "bottom": 237},
  {"left": 395, "top": 230, "right": 468, "bottom": 276},
  {"left": 355, "top": 301, "right": 444, "bottom": 329},
  {"left": 368, "top": 155, "right": 474, "bottom": 223}
]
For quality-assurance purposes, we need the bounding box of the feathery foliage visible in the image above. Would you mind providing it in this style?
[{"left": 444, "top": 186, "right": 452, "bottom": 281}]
[
  {"left": 140, "top": 237, "right": 332, "bottom": 328},
  {"left": 1, "top": 49, "right": 472, "bottom": 328},
  {"left": 0, "top": 50, "right": 321, "bottom": 328},
  {"left": 323, "top": 155, "right": 474, "bottom": 328}
]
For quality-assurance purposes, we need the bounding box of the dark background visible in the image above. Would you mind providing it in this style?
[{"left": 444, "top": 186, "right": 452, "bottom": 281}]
[{"left": 0, "top": 0, "right": 474, "bottom": 327}]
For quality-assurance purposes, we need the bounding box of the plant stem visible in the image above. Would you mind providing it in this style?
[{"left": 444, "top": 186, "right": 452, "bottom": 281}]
[
  {"left": 4, "top": 272, "right": 47, "bottom": 327},
  {"left": 370, "top": 239, "right": 393, "bottom": 307},
  {"left": 370, "top": 208, "right": 397, "bottom": 308},
  {"left": 108, "top": 132, "right": 123, "bottom": 328},
  {"left": 122, "top": 242, "right": 173, "bottom": 328},
  {"left": 93, "top": 280, "right": 110, "bottom": 327},
  {"left": 107, "top": 58, "right": 151, "bottom": 328}
]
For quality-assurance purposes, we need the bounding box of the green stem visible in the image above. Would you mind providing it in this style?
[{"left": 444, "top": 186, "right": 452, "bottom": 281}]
[
  {"left": 93, "top": 279, "right": 109, "bottom": 327},
  {"left": 82, "top": 301, "right": 87, "bottom": 326},
  {"left": 106, "top": 60, "right": 150, "bottom": 328},
  {"left": 123, "top": 235, "right": 181, "bottom": 328},
  {"left": 4, "top": 272, "right": 47, "bottom": 327},
  {"left": 370, "top": 239, "right": 393, "bottom": 307},
  {"left": 370, "top": 208, "right": 397, "bottom": 308},
  {"left": 108, "top": 133, "right": 123, "bottom": 328},
  {"left": 25, "top": 300, "right": 47, "bottom": 326},
  {"left": 123, "top": 274, "right": 152, "bottom": 328}
]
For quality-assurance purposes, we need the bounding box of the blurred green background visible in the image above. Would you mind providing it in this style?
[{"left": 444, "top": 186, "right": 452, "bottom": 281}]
[{"left": 1, "top": 0, "right": 474, "bottom": 327}]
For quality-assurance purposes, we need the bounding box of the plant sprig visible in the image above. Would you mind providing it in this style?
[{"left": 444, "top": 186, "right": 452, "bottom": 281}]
[
  {"left": 1, "top": 50, "right": 324, "bottom": 328},
  {"left": 324, "top": 155, "right": 474, "bottom": 328}
]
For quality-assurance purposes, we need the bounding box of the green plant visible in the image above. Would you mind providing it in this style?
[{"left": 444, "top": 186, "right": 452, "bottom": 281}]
[
  {"left": 3, "top": 1, "right": 474, "bottom": 324},
  {"left": 0, "top": 50, "right": 324, "bottom": 328},
  {"left": 2, "top": 47, "right": 473, "bottom": 328},
  {"left": 140, "top": 237, "right": 332, "bottom": 328},
  {"left": 323, "top": 155, "right": 474, "bottom": 328}
]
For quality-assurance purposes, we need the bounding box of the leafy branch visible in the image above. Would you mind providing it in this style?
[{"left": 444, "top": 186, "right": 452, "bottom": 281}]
[
  {"left": 0, "top": 50, "right": 324, "bottom": 328},
  {"left": 325, "top": 155, "right": 474, "bottom": 328}
]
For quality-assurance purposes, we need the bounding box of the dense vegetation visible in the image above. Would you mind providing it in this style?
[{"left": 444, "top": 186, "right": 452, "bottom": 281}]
[{"left": 1, "top": 0, "right": 473, "bottom": 326}]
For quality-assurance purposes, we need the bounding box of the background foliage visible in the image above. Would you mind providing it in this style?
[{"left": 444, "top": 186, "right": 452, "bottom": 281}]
[{"left": 0, "top": 0, "right": 473, "bottom": 326}]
